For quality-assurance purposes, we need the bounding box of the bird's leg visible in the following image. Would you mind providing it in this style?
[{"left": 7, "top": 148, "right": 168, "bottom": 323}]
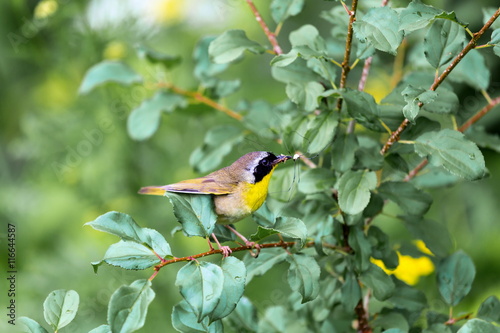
[
  {"left": 209, "top": 233, "right": 232, "bottom": 258},
  {"left": 225, "top": 225, "right": 261, "bottom": 258}
]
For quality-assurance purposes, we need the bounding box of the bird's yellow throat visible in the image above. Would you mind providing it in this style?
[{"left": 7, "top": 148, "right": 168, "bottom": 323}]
[{"left": 242, "top": 168, "right": 275, "bottom": 211}]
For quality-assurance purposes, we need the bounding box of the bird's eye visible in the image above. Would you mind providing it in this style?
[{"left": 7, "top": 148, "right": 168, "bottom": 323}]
[{"left": 260, "top": 159, "right": 270, "bottom": 166}]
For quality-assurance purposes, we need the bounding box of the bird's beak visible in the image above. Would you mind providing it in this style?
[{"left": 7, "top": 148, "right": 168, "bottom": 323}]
[{"left": 272, "top": 154, "right": 293, "bottom": 165}]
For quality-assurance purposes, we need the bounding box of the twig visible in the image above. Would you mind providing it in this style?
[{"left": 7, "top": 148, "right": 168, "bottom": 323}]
[
  {"left": 404, "top": 96, "right": 500, "bottom": 181},
  {"left": 245, "top": 0, "right": 283, "bottom": 55},
  {"left": 150, "top": 240, "right": 351, "bottom": 279},
  {"left": 158, "top": 82, "right": 243, "bottom": 121},
  {"left": 355, "top": 299, "right": 373, "bottom": 333},
  {"left": 336, "top": 0, "right": 359, "bottom": 111},
  {"left": 458, "top": 96, "right": 500, "bottom": 132},
  {"left": 380, "top": 7, "right": 500, "bottom": 155}
]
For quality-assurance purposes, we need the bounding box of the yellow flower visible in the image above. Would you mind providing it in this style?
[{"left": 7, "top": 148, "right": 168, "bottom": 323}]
[
  {"left": 34, "top": 0, "right": 58, "bottom": 19},
  {"left": 371, "top": 241, "right": 435, "bottom": 285}
]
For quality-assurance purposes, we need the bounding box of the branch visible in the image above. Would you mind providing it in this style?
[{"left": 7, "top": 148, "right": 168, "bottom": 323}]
[
  {"left": 158, "top": 82, "right": 243, "bottom": 121},
  {"left": 404, "top": 96, "right": 500, "bottom": 181},
  {"left": 380, "top": 7, "right": 500, "bottom": 155},
  {"left": 336, "top": 0, "right": 360, "bottom": 111},
  {"left": 245, "top": 0, "right": 283, "bottom": 55},
  {"left": 355, "top": 299, "right": 373, "bottom": 333},
  {"left": 150, "top": 240, "right": 351, "bottom": 279}
]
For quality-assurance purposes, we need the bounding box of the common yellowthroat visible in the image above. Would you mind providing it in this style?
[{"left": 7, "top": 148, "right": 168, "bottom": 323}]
[{"left": 139, "top": 151, "right": 292, "bottom": 256}]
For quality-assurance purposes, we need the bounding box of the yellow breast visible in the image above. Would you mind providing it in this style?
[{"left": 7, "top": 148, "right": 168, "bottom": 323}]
[{"left": 213, "top": 169, "right": 275, "bottom": 224}]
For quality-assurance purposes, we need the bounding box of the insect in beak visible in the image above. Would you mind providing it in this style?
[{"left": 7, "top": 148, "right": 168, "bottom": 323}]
[{"left": 273, "top": 155, "right": 293, "bottom": 165}]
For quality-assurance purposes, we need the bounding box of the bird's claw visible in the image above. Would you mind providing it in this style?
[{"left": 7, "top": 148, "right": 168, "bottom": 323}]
[
  {"left": 220, "top": 245, "right": 232, "bottom": 258},
  {"left": 246, "top": 241, "right": 261, "bottom": 258}
]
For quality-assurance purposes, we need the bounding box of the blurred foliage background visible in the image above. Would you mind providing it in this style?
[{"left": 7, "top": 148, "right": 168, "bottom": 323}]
[{"left": 0, "top": 0, "right": 499, "bottom": 332}]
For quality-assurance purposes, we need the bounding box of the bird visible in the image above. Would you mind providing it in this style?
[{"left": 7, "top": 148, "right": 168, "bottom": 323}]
[{"left": 139, "top": 151, "right": 292, "bottom": 257}]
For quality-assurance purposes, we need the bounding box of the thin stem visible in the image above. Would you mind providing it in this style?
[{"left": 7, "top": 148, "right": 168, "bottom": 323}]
[
  {"left": 158, "top": 82, "right": 243, "bottom": 121},
  {"left": 458, "top": 96, "right": 500, "bottom": 133},
  {"left": 381, "top": 7, "right": 500, "bottom": 155},
  {"left": 336, "top": 0, "right": 360, "bottom": 111},
  {"left": 245, "top": 0, "right": 283, "bottom": 55}
]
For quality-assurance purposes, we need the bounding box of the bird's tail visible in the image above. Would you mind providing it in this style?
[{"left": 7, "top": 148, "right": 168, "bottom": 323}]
[{"left": 138, "top": 186, "right": 168, "bottom": 196}]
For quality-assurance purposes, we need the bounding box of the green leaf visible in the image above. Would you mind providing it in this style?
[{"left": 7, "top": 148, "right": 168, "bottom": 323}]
[
  {"left": 225, "top": 296, "right": 258, "bottom": 332},
  {"left": 465, "top": 126, "right": 500, "bottom": 153},
  {"left": 372, "top": 313, "right": 409, "bottom": 332},
  {"left": 257, "top": 306, "right": 287, "bottom": 332},
  {"left": 286, "top": 254, "right": 321, "bottom": 303},
  {"left": 437, "top": 251, "right": 476, "bottom": 306},
  {"left": 209, "top": 29, "right": 265, "bottom": 64},
  {"left": 449, "top": 49, "right": 490, "bottom": 90},
  {"left": 267, "top": 166, "right": 296, "bottom": 202},
  {"left": 271, "top": 58, "right": 324, "bottom": 111},
  {"left": 194, "top": 36, "right": 228, "bottom": 86},
  {"left": 92, "top": 240, "right": 167, "bottom": 271},
  {"left": 341, "top": 89, "right": 384, "bottom": 132},
  {"left": 190, "top": 125, "right": 244, "bottom": 173},
  {"left": 210, "top": 257, "right": 246, "bottom": 321},
  {"left": 165, "top": 193, "right": 217, "bottom": 238},
  {"left": 353, "top": 7, "right": 404, "bottom": 55},
  {"left": 244, "top": 248, "right": 288, "bottom": 282},
  {"left": 274, "top": 216, "right": 308, "bottom": 246},
  {"left": 341, "top": 272, "right": 361, "bottom": 311},
  {"left": 414, "top": 129, "right": 487, "bottom": 180},
  {"left": 332, "top": 132, "right": 358, "bottom": 173},
  {"left": 349, "top": 226, "right": 372, "bottom": 271},
  {"left": 488, "top": 29, "right": 500, "bottom": 45},
  {"left": 304, "top": 111, "right": 339, "bottom": 154},
  {"left": 243, "top": 100, "right": 280, "bottom": 139},
  {"left": 298, "top": 168, "right": 335, "bottom": 194},
  {"left": 172, "top": 300, "right": 223, "bottom": 333},
  {"left": 401, "top": 85, "right": 438, "bottom": 123},
  {"left": 336, "top": 170, "right": 377, "bottom": 215},
  {"left": 213, "top": 79, "right": 241, "bottom": 98},
  {"left": 360, "top": 263, "right": 395, "bottom": 301},
  {"left": 89, "top": 325, "right": 112, "bottom": 333},
  {"left": 249, "top": 225, "right": 280, "bottom": 242},
  {"left": 79, "top": 61, "right": 142, "bottom": 94},
  {"left": 289, "top": 24, "right": 326, "bottom": 53},
  {"left": 272, "top": 58, "right": 320, "bottom": 83},
  {"left": 19, "top": 317, "right": 49, "bottom": 333},
  {"left": 43, "top": 289, "right": 79, "bottom": 331},
  {"left": 457, "top": 319, "right": 500, "bottom": 333},
  {"left": 378, "top": 181, "right": 432, "bottom": 216},
  {"left": 108, "top": 279, "right": 155, "bottom": 333},
  {"left": 176, "top": 261, "right": 224, "bottom": 321},
  {"left": 306, "top": 57, "right": 337, "bottom": 83},
  {"left": 271, "top": 0, "right": 305, "bottom": 23},
  {"left": 404, "top": 217, "right": 452, "bottom": 258},
  {"left": 136, "top": 45, "right": 181, "bottom": 69},
  {"left": 423, "top": 87, "right": 459, "bottom": 114},
  {"left": 424, "top": 20, "right": 465, "bottom": 69},
  {"left": 477, "top": 295, "right": 500, "bottom": 322},
  {"left": 423, "top": 324, "right": 452, "bottom": 333},
  {"left": 127, "top": 91, "right": 187, "bottom": 141},
  {"left": 85, "top": 212, "right": 172, "bottom": 269},
  {"left": 286, "top": 81, "right": 325, "bottom": 111},
  {"left": 399, "top": 0, "right": 443, "bottom": 33},
  {"left": 388, "top": 281, "right": 427, "bottom": 312}
]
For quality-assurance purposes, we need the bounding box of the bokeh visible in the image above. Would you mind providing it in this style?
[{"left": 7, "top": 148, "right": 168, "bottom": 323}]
[{"left": 1, "top": 0, "right": 499, "bottom": 332}]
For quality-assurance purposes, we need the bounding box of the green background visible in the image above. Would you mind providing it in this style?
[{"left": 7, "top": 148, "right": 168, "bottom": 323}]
[{"left": 1, "top": 0, "right": 499, "bottom": 332}]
